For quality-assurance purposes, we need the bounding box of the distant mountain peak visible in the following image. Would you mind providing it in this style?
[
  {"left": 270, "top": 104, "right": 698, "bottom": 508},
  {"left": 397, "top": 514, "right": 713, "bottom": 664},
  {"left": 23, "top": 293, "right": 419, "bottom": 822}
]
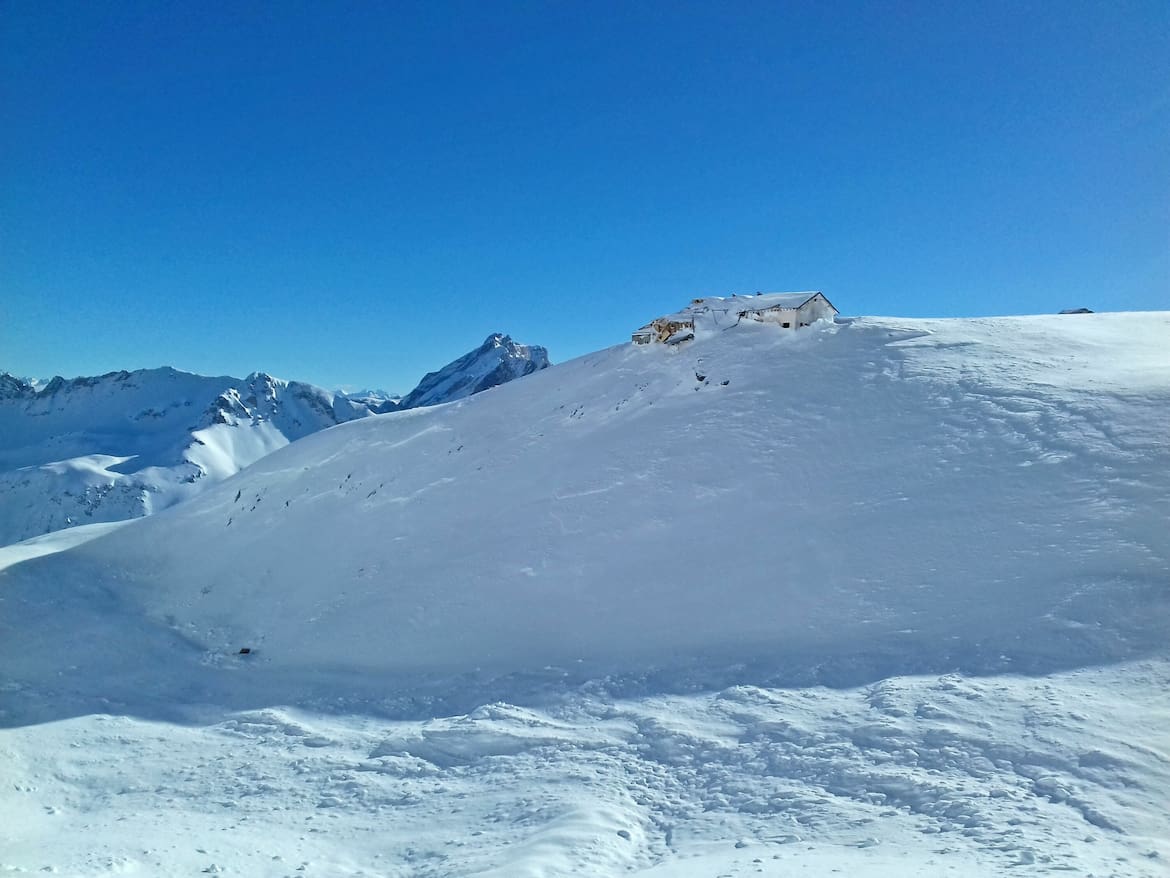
[
  {"left": 0, "top": 334, "right": 552, "bottom": 545},
  {"left": 0, "top": 373, "right": 36, "bottom": 401},
  {"left": 397, "top": 333, "right": 551, "bottom": 411}
]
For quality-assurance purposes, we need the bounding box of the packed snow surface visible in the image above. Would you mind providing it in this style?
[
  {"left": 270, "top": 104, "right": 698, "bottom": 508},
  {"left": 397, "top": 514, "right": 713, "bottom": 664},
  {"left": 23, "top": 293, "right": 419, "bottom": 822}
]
[{"left": 1, "top": 313, "right": 1168, "bottom": 875}]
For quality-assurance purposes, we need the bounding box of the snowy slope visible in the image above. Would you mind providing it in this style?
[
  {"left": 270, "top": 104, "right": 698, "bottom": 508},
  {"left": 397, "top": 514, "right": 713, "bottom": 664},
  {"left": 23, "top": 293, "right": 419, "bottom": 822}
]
[
  {"left": 2, "top": 662, "right": 1166, "bottom": 877},
  {"left": 1, "top": 312, "right": 1168, "bottom": 875},
  {"left": 7, "top": 312, "right": 1164, "bottom": 694},
  {"left": 0, "top": 368, "right": 370, "bottom": 546}
]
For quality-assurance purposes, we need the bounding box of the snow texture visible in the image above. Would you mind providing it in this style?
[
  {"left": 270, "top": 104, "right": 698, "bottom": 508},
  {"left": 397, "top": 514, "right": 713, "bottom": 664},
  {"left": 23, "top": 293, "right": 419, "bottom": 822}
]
[{"left": 1, "top": 312, "right": 1168, "bottom": 875}]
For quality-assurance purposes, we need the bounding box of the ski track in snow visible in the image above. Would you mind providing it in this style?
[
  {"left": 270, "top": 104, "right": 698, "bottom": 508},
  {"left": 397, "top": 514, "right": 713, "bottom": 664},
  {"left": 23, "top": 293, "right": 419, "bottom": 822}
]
[{"left": 1, "top": 313, "right": 1168, "bottom": 875}]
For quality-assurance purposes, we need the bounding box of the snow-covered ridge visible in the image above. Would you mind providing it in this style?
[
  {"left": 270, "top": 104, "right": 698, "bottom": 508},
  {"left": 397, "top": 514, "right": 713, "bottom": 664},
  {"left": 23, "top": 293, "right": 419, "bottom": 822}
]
[
  {"left": 397, "top": 332, "right": 550, "bottom": 409},
  {"left": 339, "top": 388, "right": 402, "bottom": 414},
  {"left": 0, "top": 332, "right": 550, "bottom": 546},
  {"left": 0, "top": 367, "right": 370, "bottom": 546},
  {"left": 338, "top": 333, "right": 550, "bottom": 414}
]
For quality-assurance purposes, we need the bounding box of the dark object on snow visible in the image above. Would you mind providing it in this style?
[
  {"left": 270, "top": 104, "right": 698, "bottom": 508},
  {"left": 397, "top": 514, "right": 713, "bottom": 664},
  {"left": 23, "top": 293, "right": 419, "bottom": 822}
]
[
  {"left": 238, "top": 647, "right": 252, "bottom": 655},
  {"left": 1059, "top": 308, "right": 1094, "bottom": 314},
  {"left": 721, "top": 379, "right": 730, "bottom": 386}
]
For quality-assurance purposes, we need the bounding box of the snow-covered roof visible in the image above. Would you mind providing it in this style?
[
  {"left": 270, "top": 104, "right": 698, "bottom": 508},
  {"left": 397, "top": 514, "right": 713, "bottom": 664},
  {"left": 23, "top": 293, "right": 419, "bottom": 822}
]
[
  {"left": 691, "top": 291, "right": 825, "bottom": 313},
  {"left": 653, "top": 311, "right": 698, "bottom": 325},
  {"left": 651, "top": 292, "right": 832, "bottom": 326}
]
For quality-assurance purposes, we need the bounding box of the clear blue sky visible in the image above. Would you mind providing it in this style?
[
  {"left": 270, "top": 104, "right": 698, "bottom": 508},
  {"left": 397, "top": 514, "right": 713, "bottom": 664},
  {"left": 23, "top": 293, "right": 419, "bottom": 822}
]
[{"left": 2, "top": 1, "right": 1167, "bottom": 392}]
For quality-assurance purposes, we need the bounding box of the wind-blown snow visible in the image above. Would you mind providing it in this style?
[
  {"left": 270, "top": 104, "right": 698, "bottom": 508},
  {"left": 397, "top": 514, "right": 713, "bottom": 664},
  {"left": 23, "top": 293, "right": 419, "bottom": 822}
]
[
  {"left": 0, "top": 520, "right": 133, "bottom": 575},
  {"left": 1, "top": 312, "right": 1167, "bottom": 875}
]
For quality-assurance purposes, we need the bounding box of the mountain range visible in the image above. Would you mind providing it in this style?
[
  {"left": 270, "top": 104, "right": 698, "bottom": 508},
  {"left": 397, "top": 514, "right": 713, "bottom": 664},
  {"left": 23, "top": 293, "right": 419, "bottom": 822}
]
[{"left": 0, "top": 333, "right": 549, "bottom": 546}]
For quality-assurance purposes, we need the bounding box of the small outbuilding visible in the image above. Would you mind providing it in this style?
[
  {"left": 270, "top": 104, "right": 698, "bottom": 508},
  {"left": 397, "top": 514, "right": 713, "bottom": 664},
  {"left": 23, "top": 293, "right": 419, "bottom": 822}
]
[
  {"left": 633, "top": 291, "right": 838, "bottom": 344},
  {"left": 632, "top": 314, "right": 698, "bottom": 345}
]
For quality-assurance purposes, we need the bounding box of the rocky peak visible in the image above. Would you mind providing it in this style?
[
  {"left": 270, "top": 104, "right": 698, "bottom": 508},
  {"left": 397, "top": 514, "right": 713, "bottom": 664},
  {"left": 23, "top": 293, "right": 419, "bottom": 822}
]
[
  {"left": 396, "top": 333, "right": 551, "bottom": 410},
  {"left": 0, "top": 373, "right": 35, "bottom": 401}
]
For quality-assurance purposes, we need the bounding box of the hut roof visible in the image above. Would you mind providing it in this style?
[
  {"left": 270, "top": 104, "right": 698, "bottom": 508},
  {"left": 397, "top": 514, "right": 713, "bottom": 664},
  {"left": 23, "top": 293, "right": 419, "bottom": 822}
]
[{"left": 691, "top": 291, "right": 829, "bottom": 314}]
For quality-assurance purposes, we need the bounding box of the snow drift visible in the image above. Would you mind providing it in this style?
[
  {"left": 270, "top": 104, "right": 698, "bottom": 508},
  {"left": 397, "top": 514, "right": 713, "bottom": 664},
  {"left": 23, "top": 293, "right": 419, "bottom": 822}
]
[{"left": 2, "top": 313, "right": 1167, "bottom": 723}]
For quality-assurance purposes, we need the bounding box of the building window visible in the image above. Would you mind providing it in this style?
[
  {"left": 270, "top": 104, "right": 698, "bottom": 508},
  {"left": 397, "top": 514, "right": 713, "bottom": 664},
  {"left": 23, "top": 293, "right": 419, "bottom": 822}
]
[{"left": 782, "top": 322, "right": 791, "bottom": 328}]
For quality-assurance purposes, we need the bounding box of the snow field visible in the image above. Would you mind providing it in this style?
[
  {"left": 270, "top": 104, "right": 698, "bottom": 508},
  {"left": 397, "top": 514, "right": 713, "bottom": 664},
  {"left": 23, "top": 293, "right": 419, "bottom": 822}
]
[
  {"left": 2, "top": 661, "right": 1167, "bottom": 876},
  {"left": 1, "top": 311, "right": 1168, "bottom": 874},
  {"left": 5, "top": 314, "right": 1164, "bottom": 703}
]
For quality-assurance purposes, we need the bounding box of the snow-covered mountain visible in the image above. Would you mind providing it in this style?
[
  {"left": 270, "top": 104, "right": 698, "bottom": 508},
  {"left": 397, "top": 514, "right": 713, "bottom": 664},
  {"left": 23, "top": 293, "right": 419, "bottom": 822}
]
[
  {"left": 0, "top": 334, "right": 549, "bottom": 547},
  {"left": 396, "top": 331, "right": 550, "bottom": 409},
  {"left": 339, "top": 388, "right": 402, "bottom": 413},
  {"left": 337, "top": 334, "right": 549, "bottom": 414},
  {"left": 2, "top": 313, "right": 1168, "bottom": 876},
  {"left": 0, "top": 367, "right": 371, "bottom": 546}
]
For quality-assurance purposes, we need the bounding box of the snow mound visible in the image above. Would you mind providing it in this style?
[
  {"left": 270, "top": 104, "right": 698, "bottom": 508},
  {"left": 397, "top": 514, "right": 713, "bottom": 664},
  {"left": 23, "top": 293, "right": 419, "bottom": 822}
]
[{"left": 1, "top": 314, "right": 1168, "bottom": 722}]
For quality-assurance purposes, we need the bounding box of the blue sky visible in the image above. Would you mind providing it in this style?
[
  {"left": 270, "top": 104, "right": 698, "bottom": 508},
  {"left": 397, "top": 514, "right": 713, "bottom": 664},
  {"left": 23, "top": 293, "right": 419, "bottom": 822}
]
[{"left": 2, "top": 1, "right": 1167, "bottom": 392}]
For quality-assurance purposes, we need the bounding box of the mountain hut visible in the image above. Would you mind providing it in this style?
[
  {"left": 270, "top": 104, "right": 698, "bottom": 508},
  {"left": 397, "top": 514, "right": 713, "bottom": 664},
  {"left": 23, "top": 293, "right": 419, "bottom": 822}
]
[{"left": 632, "top": 291, "right": 838, "bottom": 344}]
